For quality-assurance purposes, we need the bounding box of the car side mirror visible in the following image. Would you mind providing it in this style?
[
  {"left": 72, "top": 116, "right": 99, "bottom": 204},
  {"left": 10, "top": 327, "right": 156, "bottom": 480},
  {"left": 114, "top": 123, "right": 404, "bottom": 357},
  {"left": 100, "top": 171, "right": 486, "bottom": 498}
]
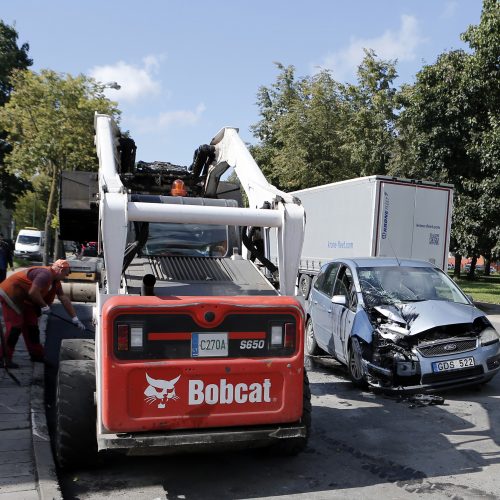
[{"left": 331, "top": 295, "right": 347, "bottom": 306}]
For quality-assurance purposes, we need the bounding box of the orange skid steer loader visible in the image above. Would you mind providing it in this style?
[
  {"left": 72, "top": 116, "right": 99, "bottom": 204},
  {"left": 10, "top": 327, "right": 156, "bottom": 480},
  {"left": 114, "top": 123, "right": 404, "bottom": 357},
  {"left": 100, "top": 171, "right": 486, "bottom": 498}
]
[{"left": 55, "top": 114, "right": 310, "bottom": 469}]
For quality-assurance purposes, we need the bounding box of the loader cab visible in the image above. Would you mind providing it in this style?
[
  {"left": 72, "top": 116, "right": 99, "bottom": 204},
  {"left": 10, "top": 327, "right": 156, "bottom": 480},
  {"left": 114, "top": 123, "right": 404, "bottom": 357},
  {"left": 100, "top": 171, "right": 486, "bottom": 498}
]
[{"left": 141, "top": 221, "right": 239, "bottom": 258}]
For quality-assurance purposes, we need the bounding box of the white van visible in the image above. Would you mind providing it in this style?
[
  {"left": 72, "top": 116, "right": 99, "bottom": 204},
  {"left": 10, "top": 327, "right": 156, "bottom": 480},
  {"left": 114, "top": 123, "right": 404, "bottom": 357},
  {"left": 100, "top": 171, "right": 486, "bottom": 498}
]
[{"left": 14, "top": 228, "right": 45, "bottom": 261}]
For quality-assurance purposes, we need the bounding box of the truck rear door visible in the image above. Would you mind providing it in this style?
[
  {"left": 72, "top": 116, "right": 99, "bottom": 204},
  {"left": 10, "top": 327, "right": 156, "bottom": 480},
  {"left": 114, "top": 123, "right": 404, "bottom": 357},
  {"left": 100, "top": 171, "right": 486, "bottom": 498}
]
[{"left": 375, "top": 181, "right": 452, "bottom": 269}]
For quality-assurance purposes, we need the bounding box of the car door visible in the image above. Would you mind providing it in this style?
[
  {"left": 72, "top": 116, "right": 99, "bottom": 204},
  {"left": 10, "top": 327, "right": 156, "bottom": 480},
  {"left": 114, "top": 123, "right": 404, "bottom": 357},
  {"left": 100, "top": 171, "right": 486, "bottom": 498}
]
[
  {"left": 309, "top": 263, "right": 339, "bottom": 353},
  {"left": 331, "top": 264, "right": 357, "bottom": 363}
]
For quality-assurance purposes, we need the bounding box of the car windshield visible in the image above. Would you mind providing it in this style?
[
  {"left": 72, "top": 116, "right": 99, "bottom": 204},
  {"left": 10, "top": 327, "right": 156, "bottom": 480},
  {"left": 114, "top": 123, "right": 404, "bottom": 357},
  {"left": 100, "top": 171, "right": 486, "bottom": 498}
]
[
  {"left": 142, "top": 223, "right": 228, "bottom": 257},
  {"left": 357, "top": 265, "right": 469, "bottom": 306},
  {"left": 17, "top": 235, "right": 40, "bottom": 245}
]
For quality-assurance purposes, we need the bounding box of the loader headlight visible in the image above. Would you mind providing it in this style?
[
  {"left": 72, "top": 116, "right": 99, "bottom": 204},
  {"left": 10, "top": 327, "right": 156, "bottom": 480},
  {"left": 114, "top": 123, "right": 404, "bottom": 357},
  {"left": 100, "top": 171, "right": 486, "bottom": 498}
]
[{"left": 480, "top": 327, "right": 500, "bottom": 346}]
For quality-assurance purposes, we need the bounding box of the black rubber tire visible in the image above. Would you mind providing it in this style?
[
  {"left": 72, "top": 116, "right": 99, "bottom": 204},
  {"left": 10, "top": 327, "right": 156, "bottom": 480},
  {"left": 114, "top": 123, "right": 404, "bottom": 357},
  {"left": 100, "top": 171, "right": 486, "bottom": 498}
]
[
  {"left": 305, "top": 318, "right": 321, "bottom": 356},
  {"left": 299, "top": 274, "right": 312, "bottom": 299},
  {"left": 267, "top": 372, "right": 312, "bottom": 456},
  {"left": 55, "top": 360, "right": 97, "bottom": 469},
  {"left": 348, "top": 340, "right": 368, "bottom": 388},
  {"left": 59, "top": 338, "right": 95, "bottom": 361}
]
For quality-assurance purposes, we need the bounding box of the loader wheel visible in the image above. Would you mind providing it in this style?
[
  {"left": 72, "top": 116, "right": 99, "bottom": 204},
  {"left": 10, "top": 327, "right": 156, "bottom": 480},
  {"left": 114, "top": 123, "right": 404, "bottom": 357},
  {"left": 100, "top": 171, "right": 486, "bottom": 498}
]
[
  {"left": 55, "top": 360, "right": 97, "bottom": 469},
  {"left": 299, "top": 274, "right": 312, "bottom": 299},
  {"left": 59, "top": 338, "right": 95, "bottom": 362},
  {"left": 305, "top": 318, "right": 321, "bottom": 356},
  {"left": 267, "top": 372, "right": 311, "bottom": 456}
]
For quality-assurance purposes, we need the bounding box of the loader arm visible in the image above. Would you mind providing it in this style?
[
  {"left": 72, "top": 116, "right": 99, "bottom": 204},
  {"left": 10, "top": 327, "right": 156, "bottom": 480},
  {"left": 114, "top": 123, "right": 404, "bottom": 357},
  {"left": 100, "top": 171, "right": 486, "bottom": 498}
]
[{"left": 94, "top": 114, "right": 305, "bottom": 296}]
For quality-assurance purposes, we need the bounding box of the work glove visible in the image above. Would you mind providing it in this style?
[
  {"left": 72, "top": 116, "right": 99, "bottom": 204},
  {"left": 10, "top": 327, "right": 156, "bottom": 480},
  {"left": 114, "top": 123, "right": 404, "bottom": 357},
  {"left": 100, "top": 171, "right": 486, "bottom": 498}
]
[
  {"left": 41, "top": 305, "right": 51, "bottom": 315},
  {"left": 72, "top": 316, "right": 86, "bottom": 331}
]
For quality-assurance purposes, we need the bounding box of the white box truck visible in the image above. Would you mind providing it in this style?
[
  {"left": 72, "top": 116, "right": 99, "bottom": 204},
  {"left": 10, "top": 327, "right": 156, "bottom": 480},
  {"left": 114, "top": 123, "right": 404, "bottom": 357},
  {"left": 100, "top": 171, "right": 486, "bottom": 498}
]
[{"left": 268, "top": 176, "right": 453, "bottom": 297}]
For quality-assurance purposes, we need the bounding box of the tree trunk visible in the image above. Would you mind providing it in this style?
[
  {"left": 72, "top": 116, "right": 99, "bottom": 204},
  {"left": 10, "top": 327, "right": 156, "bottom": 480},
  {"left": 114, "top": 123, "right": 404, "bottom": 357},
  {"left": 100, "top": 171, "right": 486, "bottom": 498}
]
[
  {"left": 484, "top": 254, "right": 491, "bottom": 277},
  {"left": 43, "top": 163, "right": 59, "bottom": 266},
  {"left": 453, "top": 254, "right": 461, "bottom": 278},
  {"left": 467, "top": 255, "right": 477, "bottom": 280}
]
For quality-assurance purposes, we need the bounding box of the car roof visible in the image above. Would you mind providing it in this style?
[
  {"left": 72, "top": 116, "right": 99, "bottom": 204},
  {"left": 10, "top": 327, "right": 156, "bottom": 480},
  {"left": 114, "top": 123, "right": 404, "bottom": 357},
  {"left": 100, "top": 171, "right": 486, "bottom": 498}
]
[{"left": 323, "top": 257, "right": 439, "bottom": 269}]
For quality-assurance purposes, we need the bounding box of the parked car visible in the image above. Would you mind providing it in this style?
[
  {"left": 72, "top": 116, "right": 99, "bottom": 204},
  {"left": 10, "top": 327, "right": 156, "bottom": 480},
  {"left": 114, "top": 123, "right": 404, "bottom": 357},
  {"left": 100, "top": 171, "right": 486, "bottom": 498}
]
[{"left": 306, "top": 257, "right": 500, "bottom": 392}]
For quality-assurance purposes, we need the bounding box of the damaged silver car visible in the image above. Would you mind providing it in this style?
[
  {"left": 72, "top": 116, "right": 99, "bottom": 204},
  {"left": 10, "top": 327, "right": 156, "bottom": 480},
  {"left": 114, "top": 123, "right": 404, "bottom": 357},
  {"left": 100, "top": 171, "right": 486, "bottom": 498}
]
[{"left": 306, "top": 258, "right": 500, "bottom": 391}]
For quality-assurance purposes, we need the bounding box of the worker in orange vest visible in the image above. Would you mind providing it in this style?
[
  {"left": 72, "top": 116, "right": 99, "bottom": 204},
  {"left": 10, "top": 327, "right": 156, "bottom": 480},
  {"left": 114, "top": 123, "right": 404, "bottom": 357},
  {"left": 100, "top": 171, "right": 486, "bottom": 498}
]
[{"left": 0, "top": 259, "right": 85, "bottom": 368}]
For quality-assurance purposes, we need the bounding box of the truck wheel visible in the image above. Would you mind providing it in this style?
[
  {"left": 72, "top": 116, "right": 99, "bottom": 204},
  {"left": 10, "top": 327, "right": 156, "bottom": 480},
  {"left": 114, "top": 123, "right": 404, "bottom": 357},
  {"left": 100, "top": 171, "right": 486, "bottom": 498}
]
[
  {"left": 299, "top": 274, "right": 312, "bottom": 299},
  {"left": 348, "top": 340, "right": 367, "bottom": 388},
  {"left": 59, "top": 338, "right": 95, "bottom": 361},
  {"left": 305, "top": 318, "right": 321, "bottom": 356},
  {"left": 267, "top": 372, "right": 311, "bottom": 456},
  {"left": 55, "top": 360, "right": 97, "bottom": 469}
]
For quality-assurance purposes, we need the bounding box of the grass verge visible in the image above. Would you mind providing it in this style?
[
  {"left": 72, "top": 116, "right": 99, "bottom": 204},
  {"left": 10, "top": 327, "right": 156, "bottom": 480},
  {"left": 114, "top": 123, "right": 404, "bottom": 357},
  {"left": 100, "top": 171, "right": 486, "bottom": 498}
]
[{"left": 449, "top": 273, "right": 500, "bottom": 305}]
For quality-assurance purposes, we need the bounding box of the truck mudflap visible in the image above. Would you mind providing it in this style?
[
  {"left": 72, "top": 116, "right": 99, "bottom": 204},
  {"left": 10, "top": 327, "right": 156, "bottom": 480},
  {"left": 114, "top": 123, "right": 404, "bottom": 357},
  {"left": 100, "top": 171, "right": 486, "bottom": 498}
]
[
  {"left": 98, "top": 424, "right": 308, "bottom": 455},
  {"left": 100, "top": 295, "right": 305, "bottom": 434}
]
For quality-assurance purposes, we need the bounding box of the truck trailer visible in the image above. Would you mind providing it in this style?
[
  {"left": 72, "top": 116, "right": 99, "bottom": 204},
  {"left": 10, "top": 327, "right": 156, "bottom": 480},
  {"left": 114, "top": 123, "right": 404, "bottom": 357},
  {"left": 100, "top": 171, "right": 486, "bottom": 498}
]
[
  {"left": 286, "top": 176, "right": 453, "bottom": 298},
  {"left": 55, "top": 114, "right": 310, "bottom": 469}
]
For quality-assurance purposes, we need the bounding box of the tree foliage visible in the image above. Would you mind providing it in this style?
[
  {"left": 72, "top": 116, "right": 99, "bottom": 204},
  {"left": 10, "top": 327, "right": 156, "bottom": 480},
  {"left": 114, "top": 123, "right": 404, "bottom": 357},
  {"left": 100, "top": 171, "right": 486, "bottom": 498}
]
[
  {"left": 0, "top": 20, "right": 32, "bottom": 106},
  {"left": 389, "top": 0, "right": 500, "bottom": 275},
  {"left": 0, "top": 20, "right": 33, "bottom": 209},
  {"left": 251, "top": 52, "right": 399, "bottom": 191},
  {"left": 13, "top": 174, "right": 49, "bottom": 230},
  {"left": 0, "top": 69, "right": 120, "bottom": 262}
]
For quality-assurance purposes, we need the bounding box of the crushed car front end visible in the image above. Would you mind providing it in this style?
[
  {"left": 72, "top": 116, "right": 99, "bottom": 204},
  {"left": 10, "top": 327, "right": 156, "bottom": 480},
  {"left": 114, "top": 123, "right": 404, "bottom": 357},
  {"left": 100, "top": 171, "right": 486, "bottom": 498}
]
[{"left": 352, "top": 263, "right": 500, "bottom": 392}]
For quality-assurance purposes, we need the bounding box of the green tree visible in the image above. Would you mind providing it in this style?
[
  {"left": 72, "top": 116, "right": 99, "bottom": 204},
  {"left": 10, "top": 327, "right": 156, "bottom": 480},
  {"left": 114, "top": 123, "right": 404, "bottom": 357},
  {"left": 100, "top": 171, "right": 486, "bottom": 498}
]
[
  {"left": 462, "top": 0, "right": 500, "bottom": 274},
  {"left": 0, "top": 69, "right": 120, "bottom": 263},
  {"left": 390, "top": 0, "right": 500, "bottom": 277},
  {"left": 13, "top": 174, "right": 49, "bottom": 230},
  {"left": 0, "top": 20, "right": 33, "bottom": 210},
  {"left": 341, "top": 49, "right": 399, "bottom": 177},
  {"left": 250, "top": 53, "right": 399, "bottom": 191}
]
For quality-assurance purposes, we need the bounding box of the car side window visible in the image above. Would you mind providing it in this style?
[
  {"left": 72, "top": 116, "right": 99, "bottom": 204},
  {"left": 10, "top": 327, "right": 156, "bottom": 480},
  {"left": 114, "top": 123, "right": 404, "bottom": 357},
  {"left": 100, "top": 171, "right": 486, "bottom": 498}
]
[
  {"left": 314, "top": 263, "right": 339, "bottom": 296},
  {"left": 333, "top": 266, "right": 357, "bottom": 310}
]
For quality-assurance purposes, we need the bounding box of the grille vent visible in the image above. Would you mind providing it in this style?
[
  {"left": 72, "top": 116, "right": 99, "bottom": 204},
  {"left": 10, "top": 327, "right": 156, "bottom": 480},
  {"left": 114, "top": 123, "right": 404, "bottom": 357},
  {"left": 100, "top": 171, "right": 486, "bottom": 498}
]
[
  {"left": 417, "top": 338, "right": 477, "bottom": 357},
  {"left": 149, "top": 256, "right": 234, "bottom": 282}
]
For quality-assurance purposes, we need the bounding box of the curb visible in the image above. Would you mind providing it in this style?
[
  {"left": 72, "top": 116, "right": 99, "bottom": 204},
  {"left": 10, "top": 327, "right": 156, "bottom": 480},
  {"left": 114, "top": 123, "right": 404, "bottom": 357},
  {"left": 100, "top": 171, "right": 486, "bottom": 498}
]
[
  {"left": 31, "top": 362, "right": 62, "bottom": 500},
  {"left": 31, "top": 314, "right": 62, "bottom": 500}
]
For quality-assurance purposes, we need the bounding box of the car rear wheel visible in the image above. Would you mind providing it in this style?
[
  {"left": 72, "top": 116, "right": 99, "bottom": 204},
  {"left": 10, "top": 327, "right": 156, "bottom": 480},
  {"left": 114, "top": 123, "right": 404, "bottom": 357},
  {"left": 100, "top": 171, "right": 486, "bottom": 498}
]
[
  {"left": 305, "top": 318, "right": 321, "bottom": 356},
  {"left": 348, "top": 340, "right": 367, "bottom": 388},
  {"left": 55, "top": 360, "right": 97, "bottom": 469}
]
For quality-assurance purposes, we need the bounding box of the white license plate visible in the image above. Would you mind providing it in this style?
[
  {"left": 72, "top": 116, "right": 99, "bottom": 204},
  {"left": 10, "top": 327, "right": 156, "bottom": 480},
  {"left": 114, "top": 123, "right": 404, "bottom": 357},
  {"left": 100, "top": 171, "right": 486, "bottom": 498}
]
[
  {"left": 432, "top": 356, "right": 475, "bottom": 373},
  {"left": 191, "top": 333, "right": 228, "bottom": 358}
]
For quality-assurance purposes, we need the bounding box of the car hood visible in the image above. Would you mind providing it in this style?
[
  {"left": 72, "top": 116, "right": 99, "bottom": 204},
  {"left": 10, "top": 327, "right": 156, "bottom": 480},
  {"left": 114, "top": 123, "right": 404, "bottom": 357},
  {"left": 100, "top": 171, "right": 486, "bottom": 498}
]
[{"left": 374, "top": 300, "right": 485, "bottom": 335}]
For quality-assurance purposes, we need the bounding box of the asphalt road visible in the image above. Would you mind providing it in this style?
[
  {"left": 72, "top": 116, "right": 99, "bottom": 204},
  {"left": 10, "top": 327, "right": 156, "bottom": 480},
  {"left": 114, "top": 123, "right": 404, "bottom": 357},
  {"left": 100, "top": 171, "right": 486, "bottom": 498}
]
[{"left": 44, "top": 303, "right": 500, "bottom": 500}]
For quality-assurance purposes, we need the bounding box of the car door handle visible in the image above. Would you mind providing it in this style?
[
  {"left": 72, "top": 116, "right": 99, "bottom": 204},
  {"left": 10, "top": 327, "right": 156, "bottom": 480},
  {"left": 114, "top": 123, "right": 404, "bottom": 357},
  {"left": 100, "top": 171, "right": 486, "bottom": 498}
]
[
  {"left": 313, "top": 300, "right": 318, "bottom": 305},
  {"left": 327, "top": 309, "right": 332, "bottom": 313}
]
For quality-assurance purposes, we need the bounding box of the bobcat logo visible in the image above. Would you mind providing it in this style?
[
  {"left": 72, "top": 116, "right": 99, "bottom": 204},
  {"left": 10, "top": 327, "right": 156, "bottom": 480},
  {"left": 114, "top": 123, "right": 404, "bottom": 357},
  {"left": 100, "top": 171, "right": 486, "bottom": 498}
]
[{"left": 144, "top": 373, "right": 181, "bottom": 409}]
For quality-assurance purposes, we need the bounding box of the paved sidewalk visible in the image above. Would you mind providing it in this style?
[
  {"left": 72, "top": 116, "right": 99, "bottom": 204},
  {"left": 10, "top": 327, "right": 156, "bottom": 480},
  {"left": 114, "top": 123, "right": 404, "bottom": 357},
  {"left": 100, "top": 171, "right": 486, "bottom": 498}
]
[{"left": 0, "top": 314, "right": 62, "bottom": 500}]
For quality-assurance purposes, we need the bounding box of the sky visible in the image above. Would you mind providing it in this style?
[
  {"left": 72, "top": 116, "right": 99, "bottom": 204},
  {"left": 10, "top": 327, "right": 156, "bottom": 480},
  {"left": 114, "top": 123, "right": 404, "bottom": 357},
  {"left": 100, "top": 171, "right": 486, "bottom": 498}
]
[{"left": 2, "top": 0, "right": 483, "bottom": 166}]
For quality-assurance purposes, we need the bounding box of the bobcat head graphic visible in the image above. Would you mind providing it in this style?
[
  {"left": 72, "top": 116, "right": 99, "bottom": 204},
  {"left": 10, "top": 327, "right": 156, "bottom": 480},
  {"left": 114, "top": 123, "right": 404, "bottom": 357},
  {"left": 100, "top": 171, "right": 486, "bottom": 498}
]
[{"left": 144, "top": 373, "right": 181, "bottom": 409}]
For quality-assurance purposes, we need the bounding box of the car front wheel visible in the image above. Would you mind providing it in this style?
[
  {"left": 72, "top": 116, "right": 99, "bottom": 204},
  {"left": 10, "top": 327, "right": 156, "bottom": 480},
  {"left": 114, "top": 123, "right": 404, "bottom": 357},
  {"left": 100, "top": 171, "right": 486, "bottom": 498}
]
[{"left": 348, "top": 339, "right": 367, "bottom": 388}]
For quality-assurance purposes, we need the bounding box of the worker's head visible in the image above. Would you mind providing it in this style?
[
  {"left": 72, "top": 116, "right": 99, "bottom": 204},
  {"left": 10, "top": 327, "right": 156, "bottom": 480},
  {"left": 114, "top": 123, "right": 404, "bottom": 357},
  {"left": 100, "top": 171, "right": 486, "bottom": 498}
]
[{"left": 51, "top": 259, "right": 71, "bottom": 279}]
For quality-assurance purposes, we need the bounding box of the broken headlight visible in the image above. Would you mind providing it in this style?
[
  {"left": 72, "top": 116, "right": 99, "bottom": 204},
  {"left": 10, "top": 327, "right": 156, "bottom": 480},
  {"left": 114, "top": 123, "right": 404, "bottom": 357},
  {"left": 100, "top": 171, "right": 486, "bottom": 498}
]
[{"left": 480, "top": 327, "right": 500, "bottom": 346}]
